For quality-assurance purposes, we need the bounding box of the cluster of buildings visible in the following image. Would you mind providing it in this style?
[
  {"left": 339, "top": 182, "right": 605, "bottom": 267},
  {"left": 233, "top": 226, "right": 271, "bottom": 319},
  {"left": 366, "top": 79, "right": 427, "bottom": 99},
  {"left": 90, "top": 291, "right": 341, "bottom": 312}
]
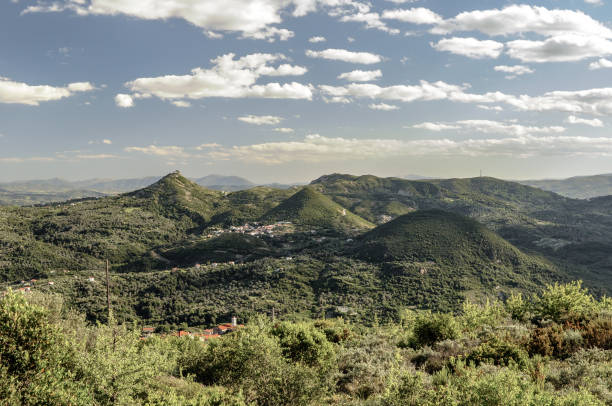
[
  {"left": 141, "top": 316, "right": 243, "bottom": 341},
  {"left": 206, "top": 222, "right": 292, "bottom": 239}
]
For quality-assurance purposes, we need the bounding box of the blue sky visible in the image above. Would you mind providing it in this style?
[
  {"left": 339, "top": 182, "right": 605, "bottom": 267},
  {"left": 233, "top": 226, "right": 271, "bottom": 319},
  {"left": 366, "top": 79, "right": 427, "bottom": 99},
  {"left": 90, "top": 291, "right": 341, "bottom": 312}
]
[{"left": 1, "top": 0, "right": 612, "bottom": 183}]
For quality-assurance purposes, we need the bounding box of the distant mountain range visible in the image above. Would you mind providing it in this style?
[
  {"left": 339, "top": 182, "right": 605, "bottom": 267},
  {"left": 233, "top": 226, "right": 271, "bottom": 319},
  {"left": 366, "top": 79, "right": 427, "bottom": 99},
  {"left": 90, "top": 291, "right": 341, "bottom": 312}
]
[
  {"left": 3, "top": 172, "right": 612, "bottom": 206},
  {"left": 519, "top": 174, "right": 612, "bottom": 199},
  {"left": 0, "top": 174, "right": 300, "bottom": 205}
]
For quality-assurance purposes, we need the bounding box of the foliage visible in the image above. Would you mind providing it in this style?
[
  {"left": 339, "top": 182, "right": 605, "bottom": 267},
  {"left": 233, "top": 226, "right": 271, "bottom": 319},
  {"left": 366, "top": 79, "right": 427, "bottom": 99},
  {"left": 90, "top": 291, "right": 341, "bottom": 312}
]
[
  {"left": 1, "top": 284, "right": 611, "bottom": 405},
  {"left": 411, "top": 313, "right": 460, "bottom": 348},
  {"left": 536, "top": 281, "right": 597, "bottom": 323}
]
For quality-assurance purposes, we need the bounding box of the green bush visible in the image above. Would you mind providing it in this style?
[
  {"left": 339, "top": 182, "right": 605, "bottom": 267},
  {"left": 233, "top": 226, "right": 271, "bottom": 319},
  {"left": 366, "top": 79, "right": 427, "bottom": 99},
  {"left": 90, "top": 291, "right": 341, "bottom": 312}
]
[
  {"left": 536, "top": 281, "right": 597, "bottom": 323},
  {"left": 412, "top": 313, "right": 460, "bottom": 348},
  {"left": 465, "top": 338, "right": 528, "bottom": 368}
]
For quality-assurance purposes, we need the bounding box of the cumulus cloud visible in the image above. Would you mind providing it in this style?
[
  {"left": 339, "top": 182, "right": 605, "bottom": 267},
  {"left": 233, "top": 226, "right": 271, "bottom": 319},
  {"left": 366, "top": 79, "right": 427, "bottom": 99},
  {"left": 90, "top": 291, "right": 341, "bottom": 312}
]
[
  {"left": 273, "top": 127, "right": 295, "bottom": 132},
  {"left": 124, "top": 145, "right": 186, "bottom": 157},
  {"left": 412, "top": 122, "right": 460, "bottom": 131},
  {"left": 381, "top": 8, "right": 443, "bottom": 25},
  {"left": 0, "top": 76, "right": 94, "bottom": 105},
  {"left": 22, "top": 0, "right": 375, "bottom": 41},
  {"left": 318, "top": 80, "right": 612, "bottom": 117},
  {"left": 432, "top": 5, "right": 612, "bottom": 38},
  {"left": 238, "top": 115, "right": 283, "bottom": 125},
  {"left": 412, "top": 120, "right": 566, "bottom": 136},
  {"left": 426, "top": 5, "right": 612, "bottom": 63},
  {"left": 306, "top": 48, "right": 382, "bottom": 64},
  {"left": 369, "top": 103, "right": 399, "bottom": 111},
  {"left": 120, "top": 53, "right": 312, "bottom": 106},
  {"left": 432, "top": 37, "right": 504, "bottom": 59},
  {"left": 23, "top": 0, "right": 296, "bottom": 41},
  {"left": 114, "top": 93, "right": 134, "bottom": 108},
  {"left": 506, "top": 34, "right": 612, "bottom": 63},
  {"left": 494, "top": 65, "right": 534, "bottom": 79},
  {"left": 205, "top": 133, "right": 612, "bottom": 164},
  {"left": 102, "top": 139, "right": 112, "bottom": 144},
  {"left": 171, "top": 100, "right": 191, "bottom": 107},
  {"left": 566, "top": 115, "right": 604, "bottom": 127},
  {"left": 338, "top": 69, "right": 382, "bottom": 82},
  {"left": 309, "top": 36, "right": 326, "bottom": 43},
  {"left": 494, "top": 65, "right": 534, "bottom": 75},
  {"left": 589, "top": 58, "right": 612, "bottom": 70},
  {"left": 339, "top": 12, "right": 400, "bottom": 34}
]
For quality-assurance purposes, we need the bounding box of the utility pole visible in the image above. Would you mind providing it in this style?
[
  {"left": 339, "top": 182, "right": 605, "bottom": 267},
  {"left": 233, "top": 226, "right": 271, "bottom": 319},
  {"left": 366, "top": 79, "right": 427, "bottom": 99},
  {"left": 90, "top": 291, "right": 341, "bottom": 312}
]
[
  {"left": 272, "top": 307, "right": 276, "bottom": 322},
  {"left": 105, "top": 259, "right": 111, "bottom": 323}
]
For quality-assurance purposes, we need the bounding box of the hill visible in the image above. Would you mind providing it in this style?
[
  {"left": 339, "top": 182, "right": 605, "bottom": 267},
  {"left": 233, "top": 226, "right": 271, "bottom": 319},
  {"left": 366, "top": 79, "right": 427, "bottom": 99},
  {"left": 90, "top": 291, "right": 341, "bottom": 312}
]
[
  {"left": 356, "top": 209, "right": 526, "bottom": 264},
  {"left": 261, "top": 187, "right": 374, "bottom": 230},
  {"left": 521, "top": 173, "right": 612, "bottom": 199}
]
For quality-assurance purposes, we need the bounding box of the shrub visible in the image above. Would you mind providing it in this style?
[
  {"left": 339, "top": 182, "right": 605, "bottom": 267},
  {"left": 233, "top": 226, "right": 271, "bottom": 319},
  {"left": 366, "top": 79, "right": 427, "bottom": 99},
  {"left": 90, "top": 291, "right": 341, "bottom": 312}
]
[
  {"left": 271, "top": 321, "right": 336, "bottom": 369},
  {"left": 536, "top": 281, "right": 596, "bottom": 323},
  {"left": 412, "top": 313, "right": 459, "bottom": 348},
  {"left": 465, "top": 338, "right": 528, "bottom": 368}
]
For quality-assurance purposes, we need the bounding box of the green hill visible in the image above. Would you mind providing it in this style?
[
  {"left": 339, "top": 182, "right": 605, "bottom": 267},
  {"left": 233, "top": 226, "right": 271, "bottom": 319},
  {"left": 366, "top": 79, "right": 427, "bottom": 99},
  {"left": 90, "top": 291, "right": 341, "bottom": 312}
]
[
  {"left": 357, "top": 209, "right": 528, "bottom": 264},
  {"left": 261, "top": 186, "right": 374, "bottom": 230}
]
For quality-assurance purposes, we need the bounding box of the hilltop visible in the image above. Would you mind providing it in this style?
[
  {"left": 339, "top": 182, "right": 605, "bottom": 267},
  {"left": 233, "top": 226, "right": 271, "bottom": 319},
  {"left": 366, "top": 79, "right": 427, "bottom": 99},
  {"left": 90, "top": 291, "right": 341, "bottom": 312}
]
[
  {"left": 356, "top": 209, "right": 526, "bottom": 264},
  {"left": 261, "top": 186, "right": 374, "bottom": 230}
]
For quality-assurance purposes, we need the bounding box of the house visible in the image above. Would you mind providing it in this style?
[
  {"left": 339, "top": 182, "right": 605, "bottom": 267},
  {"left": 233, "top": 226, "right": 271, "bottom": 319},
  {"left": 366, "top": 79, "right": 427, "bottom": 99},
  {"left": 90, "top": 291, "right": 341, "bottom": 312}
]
[
  {"left": 48, "top": 281, "right": 54, "bottom": 286},
  {"left": 88, "top": 277, "right": 95, "bottom": 282},
  {"left": 141, "top": 327, "right": 155, "bottom": 338}
]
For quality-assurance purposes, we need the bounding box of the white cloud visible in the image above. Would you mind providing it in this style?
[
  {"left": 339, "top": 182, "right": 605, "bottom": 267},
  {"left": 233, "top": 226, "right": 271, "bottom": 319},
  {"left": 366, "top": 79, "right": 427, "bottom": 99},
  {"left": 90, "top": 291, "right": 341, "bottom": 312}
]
[
  {"left": 432, "top": 5, "right": 612, "bottom": 38},
  {"left": 171, "top": 100, "right": 191, "bottom": 108},
  {"left": 114, "top": 93, "right": 134, "bottom": 108},
  {"left": 319, "top": 80, "right": 612, "bottom": 117},
  {"left": 413, "top": 122, "right": 460, "bottom": 131},
  {"left": 23, "top": 0, "right": 300, "bottom": 41},
  {"left": 566, "top": 115, "right": 604, "bottom": 127},
  {"left": 494, "top": 65, "right": 534, "bottom": 75},
  {"left": 339, "top": 12, "right": 400, "bottom": 34},
  {"left": 0, "top": 77, "right": 94, "bottom": 105},
  {"left": 273, "top": 127, "right": 295, "bottom": 132},
  {"left": 306, "top": 48, "right": 382, "bottom": 64},
  {"left": 206, "top": 133, "right": 612, "bottom": 164},
  {"left": 23, "top": 0, "right": 375, "bottom": 41},
  {"left": 432, "top": 37, "right": 504, "bottom": 59},
  {"left": 381, "top": 8, "right": 443, "bottom": 25},
  {"left": 369, "top": 103, "right": 399, "bottom": 111},
  {"left": 102, "top": 139, "right": 112, "bottom": 144},
  {"left": 589, "top": 58, "right": 612, "bottom": 70},
  {"left": 124, "top": 145, "right": 186, "bottom": 157},
  {"left": 338, "top": 69, "right": 382, "bottom": 82},
  {"left": 477, "top": 105, "right": 503, "bottom": 112},
  {"left": 121, "top": 53, "right": 312, "bottom": 106},
  {"left": 238, "top": 115, "right": 283, "bottom": 125},
  {"left": 309, "top": 36, "right": 326, "bottom": 43},
  {"left": 413, "top": 119, "right": 566, "bottom": 136},
  {"left": 494, "top": 65, "right": 534, "bottom": 79},
  {"left": 584, "top": 0, "right": 603, "bottom": 5},
  {"left": 506, "top": 34, "right": 612, "bottom": 63}
]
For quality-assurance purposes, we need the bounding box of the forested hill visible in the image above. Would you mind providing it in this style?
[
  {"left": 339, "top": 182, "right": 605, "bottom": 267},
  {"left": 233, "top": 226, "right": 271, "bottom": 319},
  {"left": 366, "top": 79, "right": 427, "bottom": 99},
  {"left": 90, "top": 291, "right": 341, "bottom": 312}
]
[{"left": 1, "top": 171, "right": 612, "bottom": 326}]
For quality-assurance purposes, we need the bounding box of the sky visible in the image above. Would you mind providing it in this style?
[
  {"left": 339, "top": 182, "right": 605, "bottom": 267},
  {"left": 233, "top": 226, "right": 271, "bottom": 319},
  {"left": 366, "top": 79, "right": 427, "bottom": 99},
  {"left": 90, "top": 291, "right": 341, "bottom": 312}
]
[{"left": 1, "top": 0, "right": 612, "bottom": 183}]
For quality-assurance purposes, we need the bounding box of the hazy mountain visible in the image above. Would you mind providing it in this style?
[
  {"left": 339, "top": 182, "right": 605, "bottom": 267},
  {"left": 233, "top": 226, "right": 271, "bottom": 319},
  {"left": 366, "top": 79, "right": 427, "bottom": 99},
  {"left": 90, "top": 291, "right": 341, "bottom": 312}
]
[{"left": 520, "top": 174, "right": 612, "bottom": 199}]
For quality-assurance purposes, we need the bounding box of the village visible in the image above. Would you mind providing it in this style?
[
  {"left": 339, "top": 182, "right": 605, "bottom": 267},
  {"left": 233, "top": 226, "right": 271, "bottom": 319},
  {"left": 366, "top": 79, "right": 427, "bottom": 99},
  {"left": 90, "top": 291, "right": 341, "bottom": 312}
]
[
  {"left": 140, "top": 316, "right": 244, "bottom": 341},
  {"left": 204, "top": 221, "right": 293, "bottom": 239}
]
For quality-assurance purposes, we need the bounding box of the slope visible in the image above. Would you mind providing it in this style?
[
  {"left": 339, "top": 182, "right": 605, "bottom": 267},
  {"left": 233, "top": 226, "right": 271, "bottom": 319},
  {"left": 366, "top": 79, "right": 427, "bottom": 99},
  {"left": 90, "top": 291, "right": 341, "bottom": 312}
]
[{"left": 261, "top": 186, "right": 374, "bottom": 230}]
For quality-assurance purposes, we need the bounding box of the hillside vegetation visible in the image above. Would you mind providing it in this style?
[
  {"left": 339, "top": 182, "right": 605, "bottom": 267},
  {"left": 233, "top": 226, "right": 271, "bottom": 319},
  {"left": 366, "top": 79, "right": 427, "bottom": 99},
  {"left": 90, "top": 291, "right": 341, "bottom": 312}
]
[
  {"left": 1, "top": 282, "right": 610, "bottom": 405},
  {"left": 262, "top": 187, "right": 374, "bottom": 230},
  {"left": 1, "top": 171, "right": 612, "bottom": 326}
]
